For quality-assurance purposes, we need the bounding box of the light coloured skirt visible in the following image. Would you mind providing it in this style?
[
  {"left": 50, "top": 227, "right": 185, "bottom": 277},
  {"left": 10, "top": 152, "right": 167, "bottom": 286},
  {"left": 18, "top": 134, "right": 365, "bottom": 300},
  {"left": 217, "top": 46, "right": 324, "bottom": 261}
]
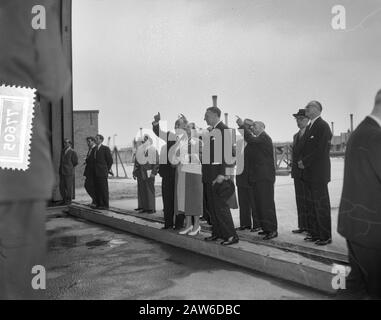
[{"left": 175, "top": 164, "right": 203, "bottom": 216}]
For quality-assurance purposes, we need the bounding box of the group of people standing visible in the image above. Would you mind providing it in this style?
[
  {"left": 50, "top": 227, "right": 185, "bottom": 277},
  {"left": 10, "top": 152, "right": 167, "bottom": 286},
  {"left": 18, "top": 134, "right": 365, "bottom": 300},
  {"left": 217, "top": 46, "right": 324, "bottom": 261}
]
[
  {"left": 59, "top": 134, "right": 113, "bottom": 209},
  {"left": 131, "top": 100, "right": 335, "bottom": 247}
]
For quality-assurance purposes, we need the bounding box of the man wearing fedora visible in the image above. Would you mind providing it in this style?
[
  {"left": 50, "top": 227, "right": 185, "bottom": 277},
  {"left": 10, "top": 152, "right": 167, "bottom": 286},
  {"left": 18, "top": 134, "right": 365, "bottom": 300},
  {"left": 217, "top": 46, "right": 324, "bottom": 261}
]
[{"left": 291, "top": 109, "right": 310, "bottom": 234}]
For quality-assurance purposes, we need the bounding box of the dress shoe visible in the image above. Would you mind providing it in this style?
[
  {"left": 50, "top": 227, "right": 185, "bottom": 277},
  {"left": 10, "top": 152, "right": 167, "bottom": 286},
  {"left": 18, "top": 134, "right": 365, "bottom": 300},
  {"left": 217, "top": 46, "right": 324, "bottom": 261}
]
[
  {"left": 221, "top": 236, "right": 239, "bottom": 246},
  {"left": 134, "top": 208, "right": 143, "bottom": 211},
  {"left": 263, "top": 232, "right": 278, "bottom": 240},
  {"left": 237, "top": 226, "right": 251, "bottom": 231},
  {"left": 204, "top": 235, "right": 219, "bottom": 241},
  {"left": 292, "top": 229, "right": 305, "bottom": 234},
  {"left": 258, "top": 231, "right": 268, "bottom": 236},
  {"left": 96, "top": 206, "right": 108, "bottom": 210},
  {"left": 89, "top": 204, "right": 97, "bottom": 209},
  {"left": 251, "top": 228, "right": 261, "bottom": 233},
  {"left": 315, "top": 239, "right": 332, "bottom": 246},
  {"left": 143, "top": 210, "right": 156, "bottom": 214},
  {"left": 304, "top": 236, "right": 319, "bottom": 242},
  {"left": 161, "top": 226, "right": 173, "bottom": 230},
  {"left": 188, "top": 226, "right": 201, "bottom": 236},
  {"left": 179, "top": 226, "right": 193, "bottom": 235}
]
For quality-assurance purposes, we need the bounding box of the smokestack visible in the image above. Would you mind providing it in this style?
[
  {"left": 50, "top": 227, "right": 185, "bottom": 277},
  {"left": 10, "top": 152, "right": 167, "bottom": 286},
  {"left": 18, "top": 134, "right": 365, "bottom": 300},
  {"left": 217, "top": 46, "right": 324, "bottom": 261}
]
[
  {"left": 139, "top": 127, "right": 143, "bottom": 139},
  {"left": 224, "top": 113, "right": 229, "bottom": 126},
  {"left": 350, "top": 114, "right": 354, "bottom": 132},
  {"left": 212, "top": 95, "right": 218, "bottom": 108},
  {"left": 331, "top": 122, "right": 334, "bottom": 136}
]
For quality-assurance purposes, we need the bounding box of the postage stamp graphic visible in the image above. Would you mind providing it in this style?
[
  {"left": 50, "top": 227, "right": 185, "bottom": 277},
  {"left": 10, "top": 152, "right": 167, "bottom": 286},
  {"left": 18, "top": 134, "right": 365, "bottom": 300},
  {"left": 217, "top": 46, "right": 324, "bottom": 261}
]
[{"left": 0, "top": 84, "right": 36, "bottom": 170}]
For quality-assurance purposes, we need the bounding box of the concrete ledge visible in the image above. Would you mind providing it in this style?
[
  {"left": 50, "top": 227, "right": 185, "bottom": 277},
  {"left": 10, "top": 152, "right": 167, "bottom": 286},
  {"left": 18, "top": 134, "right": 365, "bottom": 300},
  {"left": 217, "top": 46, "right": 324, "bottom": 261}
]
[
  {"left": 88, "top": 204, "right": 348, "bottom": 265},
  {"left": 67, "top": 204, "right": 342, "bottom": 294}
]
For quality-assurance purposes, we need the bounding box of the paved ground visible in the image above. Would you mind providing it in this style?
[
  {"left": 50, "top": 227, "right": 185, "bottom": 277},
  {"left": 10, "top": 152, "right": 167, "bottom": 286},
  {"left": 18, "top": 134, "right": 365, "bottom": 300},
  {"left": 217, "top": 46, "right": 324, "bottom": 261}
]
[{"left": 45, "top": 211, "right": 334, "bottom": 300}]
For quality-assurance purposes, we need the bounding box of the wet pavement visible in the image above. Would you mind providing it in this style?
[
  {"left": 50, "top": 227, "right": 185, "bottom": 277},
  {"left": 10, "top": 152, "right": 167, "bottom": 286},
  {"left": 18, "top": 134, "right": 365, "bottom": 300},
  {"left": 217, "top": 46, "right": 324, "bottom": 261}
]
[{"left": 45, "top": 211, "right": 334, "bottom": 300}]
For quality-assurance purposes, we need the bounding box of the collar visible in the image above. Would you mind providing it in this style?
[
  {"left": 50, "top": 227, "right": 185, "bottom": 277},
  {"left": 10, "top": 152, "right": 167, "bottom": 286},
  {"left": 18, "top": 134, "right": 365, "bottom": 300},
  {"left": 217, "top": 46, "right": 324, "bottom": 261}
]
[
  {"left": 309, "top": 115, "right": 321, "bottom": 128},
  {"left": 213, "top": 120, "right": 222, "bottom": 129},
  {"left": 368, "top": 114, "right": 381, "bottom": 128}
]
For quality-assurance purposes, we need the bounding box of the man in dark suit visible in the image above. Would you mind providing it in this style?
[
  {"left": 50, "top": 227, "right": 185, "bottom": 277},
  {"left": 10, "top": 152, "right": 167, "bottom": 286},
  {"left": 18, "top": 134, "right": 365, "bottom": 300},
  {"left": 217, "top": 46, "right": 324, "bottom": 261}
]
[
  {"left": 337, "top": 90, "right": 381, "bottom": 299},
  {"left": 0, "top": 0, "right": 70, "bottom": 299},
  {"left": 235, "top": 119, "right": 260, "bottom": 232},
  {"left": 237, "top": 119, "right": 278, "bottom": 240},
  {"left": 93, "top": 134, "right": 113, "bottom": 209},
  {"left": 291, "top": 109, "right": 310, "bottom": 234},
  {"left": 152, "top": 112, "right": 186, "bottom": 229},
  {"left": 203, "top": 107, "right": 238, "bottom": 246},
  {"left": 59, "top": 139, "right": 78, "bottom": 205},
  {"left": 298, "top": 101, "right": 332, "bottom": 246},
  {"left": 84, "top": 136, "right": 97, "bottom": 207}
]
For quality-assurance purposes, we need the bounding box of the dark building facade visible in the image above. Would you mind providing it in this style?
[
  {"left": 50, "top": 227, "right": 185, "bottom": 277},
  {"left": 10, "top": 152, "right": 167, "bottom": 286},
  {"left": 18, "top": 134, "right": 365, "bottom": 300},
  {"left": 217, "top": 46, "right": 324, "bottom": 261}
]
[{"left": 40, "top": 0, "right": 73, "bottom": 201}]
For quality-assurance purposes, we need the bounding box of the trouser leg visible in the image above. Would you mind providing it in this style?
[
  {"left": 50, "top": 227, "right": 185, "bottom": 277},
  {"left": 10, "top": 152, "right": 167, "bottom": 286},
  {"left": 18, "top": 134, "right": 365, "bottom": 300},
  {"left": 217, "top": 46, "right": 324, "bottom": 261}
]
[
  {"left": 211, "top": 184, "right": 237, "bottom": 240},
  {"left": 294, "top": 178, "right": 308, "bottom": 230},
  {"left": 0, "top": 201, "right": 46, "bottom": 300},
  {"left": 253, "top": 181, "right": 277, "bottom": 233},
  {"left": 237, "top": 186, "right": 252, "bottom": 228},
  {"left": 311, "top": 183, "right": 331, "bottom": 240}
]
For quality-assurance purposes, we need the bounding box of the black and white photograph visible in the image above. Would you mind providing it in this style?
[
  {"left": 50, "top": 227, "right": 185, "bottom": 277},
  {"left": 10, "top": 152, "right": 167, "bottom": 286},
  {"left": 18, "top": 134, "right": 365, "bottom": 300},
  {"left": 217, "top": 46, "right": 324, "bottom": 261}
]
[{"left": 0, "top": 0, "right": 381, "bottom": 304}]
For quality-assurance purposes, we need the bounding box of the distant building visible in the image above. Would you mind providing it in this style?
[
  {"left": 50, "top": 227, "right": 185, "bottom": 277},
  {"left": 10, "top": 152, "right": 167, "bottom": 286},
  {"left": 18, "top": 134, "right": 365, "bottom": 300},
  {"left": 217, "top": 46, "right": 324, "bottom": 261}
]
[
  {"left": 73, "top": 110, "right": 99, "bottom": 188},
  {"left": 331, "top": 131, "right": 351, "bottom": 154}
]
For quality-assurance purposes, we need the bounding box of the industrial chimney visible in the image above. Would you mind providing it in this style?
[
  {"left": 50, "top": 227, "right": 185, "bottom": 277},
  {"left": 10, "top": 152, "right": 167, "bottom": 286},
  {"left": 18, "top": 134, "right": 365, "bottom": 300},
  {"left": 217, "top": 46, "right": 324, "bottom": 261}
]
[
  {"left": 350, "top": 114, "right": 354, "bottom": 132},
  {"left": 212, "top": 95, "right": 218, "bottom": 108},
  {"left": 331, "top": 122, "right": 334, "bottom": 136}
]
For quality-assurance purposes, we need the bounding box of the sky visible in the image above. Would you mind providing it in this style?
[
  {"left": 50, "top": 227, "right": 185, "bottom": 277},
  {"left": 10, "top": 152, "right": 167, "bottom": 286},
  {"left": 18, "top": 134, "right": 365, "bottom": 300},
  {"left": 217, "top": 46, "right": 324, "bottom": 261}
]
[{"left": 72, "top": 0, "right": 381, "bottom": 147}]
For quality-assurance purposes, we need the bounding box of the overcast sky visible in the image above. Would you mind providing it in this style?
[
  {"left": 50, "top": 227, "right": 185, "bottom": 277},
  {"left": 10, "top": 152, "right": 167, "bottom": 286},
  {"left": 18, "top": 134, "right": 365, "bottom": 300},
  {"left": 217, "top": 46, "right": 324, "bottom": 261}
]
[{"left": 72, "top": 0, "right": 381, "bottom": 146}]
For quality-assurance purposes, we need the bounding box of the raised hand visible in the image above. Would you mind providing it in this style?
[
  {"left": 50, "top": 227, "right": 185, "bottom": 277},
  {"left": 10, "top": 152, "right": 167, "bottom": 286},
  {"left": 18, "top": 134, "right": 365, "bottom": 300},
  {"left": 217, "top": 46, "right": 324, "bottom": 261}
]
[
  {"left": 236, "top": 116, "right": 244, "bottom": 127},
  {"left": 154, "top": 112, "right": 161, "bottom": 123}
]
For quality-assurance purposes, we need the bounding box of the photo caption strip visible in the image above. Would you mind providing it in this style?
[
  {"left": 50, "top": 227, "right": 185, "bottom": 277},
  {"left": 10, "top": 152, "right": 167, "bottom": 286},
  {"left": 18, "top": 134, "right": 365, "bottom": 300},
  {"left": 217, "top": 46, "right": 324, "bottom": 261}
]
[{"left": 0, "top": 84, "right": 36, "bottom": 170}]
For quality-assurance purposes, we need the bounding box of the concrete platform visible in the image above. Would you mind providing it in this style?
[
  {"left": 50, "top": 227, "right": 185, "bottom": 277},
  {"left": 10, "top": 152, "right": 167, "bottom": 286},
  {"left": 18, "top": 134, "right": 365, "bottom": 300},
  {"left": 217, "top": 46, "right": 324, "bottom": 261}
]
[{"left": 67, "top": 203, "right": 347, "bottom": 294}]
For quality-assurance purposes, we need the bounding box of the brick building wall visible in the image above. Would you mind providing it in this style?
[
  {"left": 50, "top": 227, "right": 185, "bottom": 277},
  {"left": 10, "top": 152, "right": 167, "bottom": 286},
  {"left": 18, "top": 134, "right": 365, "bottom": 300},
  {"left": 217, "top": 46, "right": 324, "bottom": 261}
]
[{"left": 73, "top": 110, "right": 99, "bottom": 188}]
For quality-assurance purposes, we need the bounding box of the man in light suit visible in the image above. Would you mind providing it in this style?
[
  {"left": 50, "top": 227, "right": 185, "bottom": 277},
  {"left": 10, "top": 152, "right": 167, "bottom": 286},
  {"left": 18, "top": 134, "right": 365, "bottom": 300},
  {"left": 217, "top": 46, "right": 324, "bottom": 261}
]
[
  {"left": 337, "top": 89, "right": 381, "bottom": 299},
  {"left": 93, "top": 134, "right": 113, "bottom": 209},
  {"left": 291, "top": 109, "right": 309, "bottom": 234},
  {"left": 299, "top": 101, "right": 333, "bottom": 246},
  {"left": 59, "top": 139, "right": 78, "bottom": 205}
]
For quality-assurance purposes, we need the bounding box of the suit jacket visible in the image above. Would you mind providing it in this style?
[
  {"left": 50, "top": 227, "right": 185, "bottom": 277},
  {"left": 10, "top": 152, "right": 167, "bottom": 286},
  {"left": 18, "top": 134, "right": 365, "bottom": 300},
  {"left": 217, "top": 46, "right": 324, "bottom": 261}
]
[
  {"left": 235, "top": 138, "right": 251, "bottom": 187},
  {"left": 291, "top": 130, "right": 307, "bottom": 179},
  {"left": 153, "top": 123, "right": 176, "bottom": 178},
  {"left": 241, "top": 128, "right": 275, "bottom": 184},
  {"left": 299, "top": 117, "right": 332, "bottom": 183},
  {"left": 94, "top": 145, "right": 113, "bottom": 178},
  {"left": 59, "top": 148, "right": 78, "bottom": 176},
  {"left": 133, "top": 145, "right": 159, "bottom": 180},
  {"left": 84, "top": 147, "right": 95, "bottom": 178},
  {"left": 338, "top": 117, "right": 381, "bottom": 249},
  {"left": 202, "top": 121, "right": 235, "bottom": 183}
]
